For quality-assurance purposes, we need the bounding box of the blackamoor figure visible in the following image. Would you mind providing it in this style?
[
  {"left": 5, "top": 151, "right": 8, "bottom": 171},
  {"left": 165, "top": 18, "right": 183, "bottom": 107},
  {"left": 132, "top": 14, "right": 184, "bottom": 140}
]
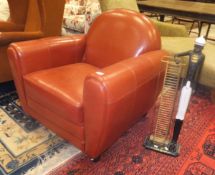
[
  {"left": 171, "top": 36, "right": 206, "bottom": 147},
  {"left": 174, "top": 36, "right": 206, "bottom": 90}
]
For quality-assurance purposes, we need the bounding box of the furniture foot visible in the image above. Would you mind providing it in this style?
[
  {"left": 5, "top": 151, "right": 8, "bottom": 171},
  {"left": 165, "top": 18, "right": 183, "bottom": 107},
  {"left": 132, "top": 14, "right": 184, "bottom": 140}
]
[
  {"left": 142, "top": 113, "right": 147, "bottom": 117},
  {"left": 159, "top": 15, "right": 165, "bottom": 22},
  {"left": 205, "top": 23, "right": 211, "bottom": 40},
  {"left": 90, "top": 156, "right": 101, "bottom": 162},
  {"left": 211, "top": 89, "right": 215, "bottom": 104}
]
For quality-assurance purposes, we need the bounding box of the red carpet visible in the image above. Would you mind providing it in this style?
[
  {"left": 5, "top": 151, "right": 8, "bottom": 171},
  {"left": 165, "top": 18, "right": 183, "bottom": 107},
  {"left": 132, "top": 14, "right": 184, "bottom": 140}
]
[
  {"left": 178, "top": 121, "right": 215, "bottom": 175},
  {"left": 49, "top": 87, "right": 215, "bottom": 175}
]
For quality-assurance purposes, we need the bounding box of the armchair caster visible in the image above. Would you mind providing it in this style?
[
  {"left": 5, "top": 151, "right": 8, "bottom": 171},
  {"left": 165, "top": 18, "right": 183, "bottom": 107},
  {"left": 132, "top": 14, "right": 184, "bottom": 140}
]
[{"left": 90, "top": 156, "right": 101, "bottom": 162}]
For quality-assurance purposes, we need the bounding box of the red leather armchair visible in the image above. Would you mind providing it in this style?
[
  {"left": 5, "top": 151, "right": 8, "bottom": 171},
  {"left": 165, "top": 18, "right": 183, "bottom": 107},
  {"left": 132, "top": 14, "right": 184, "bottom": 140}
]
[{"left": 8, "top": 9, "right": 167, "bottom": 159}]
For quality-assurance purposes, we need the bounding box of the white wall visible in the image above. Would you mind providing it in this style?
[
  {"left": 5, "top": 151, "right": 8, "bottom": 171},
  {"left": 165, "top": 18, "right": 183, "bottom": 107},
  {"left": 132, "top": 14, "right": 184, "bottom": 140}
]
[{"left": 0, "top": 0, "right": 9, "bottom": 21}]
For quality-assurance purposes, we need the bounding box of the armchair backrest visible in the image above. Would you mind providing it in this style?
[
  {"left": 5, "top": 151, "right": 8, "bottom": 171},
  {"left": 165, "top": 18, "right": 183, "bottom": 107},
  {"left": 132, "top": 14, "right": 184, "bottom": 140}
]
[
  {"left": 7, "top": 0, "right": 29, "bottom": 27},
  {"left": 38, "top": 0, "right": 65, "bottom": 36},
  {"left": 24, "top": 0, "right": 65, "bottom": 36},
  {"left": 83, "top": 9, "right": 161, "bottom": 68},
  {"left": 24, "top": 0, "right": 41, "bottom": 32},
  {"left": 7, "top": 0, "right": 65, "bottom": 36}
]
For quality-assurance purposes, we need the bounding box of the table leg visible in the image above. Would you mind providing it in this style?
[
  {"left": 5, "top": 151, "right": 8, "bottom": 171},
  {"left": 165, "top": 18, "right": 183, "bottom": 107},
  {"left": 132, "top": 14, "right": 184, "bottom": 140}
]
[
  {"left": 198, "top": 21, "right": 203, "bottom": 37},
  {"left": 159, "top": 15, "right": 165, "bottom": 22}
]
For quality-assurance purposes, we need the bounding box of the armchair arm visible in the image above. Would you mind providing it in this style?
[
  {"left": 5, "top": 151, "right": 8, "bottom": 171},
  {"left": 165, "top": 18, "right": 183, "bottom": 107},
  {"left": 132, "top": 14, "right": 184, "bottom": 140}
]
[
  {"left": 8, "top": 34, "right": 86, "bottom": 109},
  {"left": 151, "top": 19, "right": 189, "bottom": 37},
  {"left": 8, "top": 34, "right": 86, "bottom": 74},
  {"left": 83, "top": 50, "right": 168, "bottom": 158},
  {"left": 0, "top": 31, "right": 44, "bottom": 46},
  {"left": 0, "top": 21, "right": 24, "bottom": 32}
]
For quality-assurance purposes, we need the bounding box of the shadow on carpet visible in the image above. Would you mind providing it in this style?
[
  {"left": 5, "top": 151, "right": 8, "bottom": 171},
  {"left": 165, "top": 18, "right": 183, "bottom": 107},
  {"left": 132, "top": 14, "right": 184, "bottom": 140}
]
[
  {"left": 0, "top": 82, "right": 80, "bottom": 175},
  {"left": 48, "top": 86, "right": 215, "bottom": 175}
]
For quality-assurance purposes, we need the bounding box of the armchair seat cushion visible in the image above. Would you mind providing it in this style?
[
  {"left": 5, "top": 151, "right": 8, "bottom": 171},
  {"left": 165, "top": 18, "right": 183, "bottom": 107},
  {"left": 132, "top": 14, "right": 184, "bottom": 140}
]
[{"left": 24, "top": 63, "right": 98, "bottom": 124}]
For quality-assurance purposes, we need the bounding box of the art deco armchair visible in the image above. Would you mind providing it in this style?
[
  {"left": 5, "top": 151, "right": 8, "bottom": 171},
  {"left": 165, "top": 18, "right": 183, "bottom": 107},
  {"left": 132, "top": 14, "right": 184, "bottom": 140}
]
[
  {"left": 8, "top": 9, "right": 167, "bottom": 159},
  {"left": 0, "top": 0, "right": 65, "bottom": 82}
]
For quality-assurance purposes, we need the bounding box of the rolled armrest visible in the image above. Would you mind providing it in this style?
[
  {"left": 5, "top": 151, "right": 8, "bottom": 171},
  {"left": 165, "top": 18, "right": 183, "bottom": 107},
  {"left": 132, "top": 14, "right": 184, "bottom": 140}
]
[
  {"left": 8, "top": 34, "right": 86, "bottom": 109},
  {"left": 8, "top": 34, "right": 86, "bottom": 75},
  {"left": 0, "top": 21, "right": 24, "bottom": 32},
  {"left": 0, "top": 31, "right": 44, "bottom": 46},
  {"left": 83, "top": 50, "right": 167, "bottom": 158}
]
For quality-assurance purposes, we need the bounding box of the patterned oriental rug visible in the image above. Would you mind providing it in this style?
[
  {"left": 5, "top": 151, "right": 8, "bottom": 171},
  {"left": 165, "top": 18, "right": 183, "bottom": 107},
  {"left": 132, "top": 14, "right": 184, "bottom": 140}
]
[
  {"left": 48, "top": 86, "right": 215, "bottom": 175},
  {"left": 0, "top": 82, "right": 80, "bottom": 175}
]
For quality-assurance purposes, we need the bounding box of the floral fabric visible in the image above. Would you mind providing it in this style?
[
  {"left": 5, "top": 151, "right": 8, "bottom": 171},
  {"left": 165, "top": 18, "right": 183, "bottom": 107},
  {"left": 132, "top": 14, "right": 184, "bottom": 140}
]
[{"left": 63, "top": 0, "right": 101, "bottom": 34}]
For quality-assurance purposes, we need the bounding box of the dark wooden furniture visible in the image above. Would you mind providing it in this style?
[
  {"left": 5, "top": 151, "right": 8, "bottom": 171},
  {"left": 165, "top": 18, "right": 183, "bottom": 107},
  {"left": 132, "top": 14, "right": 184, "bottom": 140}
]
[
  {"left": 137, "top": 0, "right": 215, "bottom": 23},
  {"left": 137, "top": 0, "right": 215, "bottom": 40}
]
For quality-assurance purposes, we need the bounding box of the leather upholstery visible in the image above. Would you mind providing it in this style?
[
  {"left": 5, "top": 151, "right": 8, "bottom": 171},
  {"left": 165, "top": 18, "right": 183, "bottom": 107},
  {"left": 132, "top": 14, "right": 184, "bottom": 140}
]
[
  {"left": 83, "top": 11, "right": 161, "bottom": 67},
  {"left": 8, "top": 9, "right": 167, "bottom": 158},
  {"left": 0, "top": 0, "right": 65, "bottom": 82},
  {"left": 24, "top": 63, "right": 98, "bottom": 124}
]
